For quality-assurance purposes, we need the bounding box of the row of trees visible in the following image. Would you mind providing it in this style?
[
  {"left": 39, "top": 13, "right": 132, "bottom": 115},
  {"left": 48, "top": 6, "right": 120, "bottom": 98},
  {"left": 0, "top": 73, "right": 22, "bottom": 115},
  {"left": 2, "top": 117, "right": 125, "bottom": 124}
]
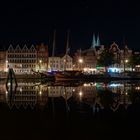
[{"left": 97, "top": 48, "right": 140, "bottom": 72}]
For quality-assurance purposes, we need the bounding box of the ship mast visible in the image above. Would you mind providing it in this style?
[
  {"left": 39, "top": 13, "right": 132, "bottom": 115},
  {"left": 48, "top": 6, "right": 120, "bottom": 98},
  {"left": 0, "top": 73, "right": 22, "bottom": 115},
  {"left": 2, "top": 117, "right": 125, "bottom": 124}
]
[
  {"left": 64, "top": 30, "right": 70, "bottom": 71},
  {"left": 51, "top": 30, "right": 56, "bottom": 71},
  {"left": 52, "top": 30, "right": 56, "bottom": 57}
]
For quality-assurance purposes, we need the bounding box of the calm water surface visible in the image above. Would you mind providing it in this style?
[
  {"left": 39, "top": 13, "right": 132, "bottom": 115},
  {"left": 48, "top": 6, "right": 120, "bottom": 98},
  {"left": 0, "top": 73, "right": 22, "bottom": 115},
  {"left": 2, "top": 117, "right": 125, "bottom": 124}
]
[{"left": 0, "top": 80, "right": 140, "bottom": 140}]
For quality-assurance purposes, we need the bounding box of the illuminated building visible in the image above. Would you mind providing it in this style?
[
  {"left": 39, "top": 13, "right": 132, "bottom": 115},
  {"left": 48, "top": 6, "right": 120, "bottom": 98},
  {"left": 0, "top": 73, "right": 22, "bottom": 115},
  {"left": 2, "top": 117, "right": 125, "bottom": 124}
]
[
  {"left": 48, "top": 54, "right": 73, "bottom": 71},
  {"left": 75, "top": 39, "right": 134, "bottom": 73},
  {"left": 74, "top": 34, "right": 103, "bottom": 73},
  {"left": 36, "top": 43, "right": 48, "bottom": 71},
  {"left": 5, "top": 44, "right": 48, "bottom": 74},
  {"left": 0, "top": 49, "right": 6, "bottom": 72},
  {"left": 109, "top": 42, "right": 132, "bottom": 72}
]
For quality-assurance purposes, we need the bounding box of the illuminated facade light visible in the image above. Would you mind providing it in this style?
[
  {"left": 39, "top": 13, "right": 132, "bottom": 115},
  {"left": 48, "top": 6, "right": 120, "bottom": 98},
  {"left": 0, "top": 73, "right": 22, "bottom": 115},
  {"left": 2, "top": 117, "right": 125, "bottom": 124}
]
[
  {"left": 20, "top": 88, "right": 22, "bottom": 92},
  {"left": 79, "top": 91, "right": 83, "bottom": 97}
]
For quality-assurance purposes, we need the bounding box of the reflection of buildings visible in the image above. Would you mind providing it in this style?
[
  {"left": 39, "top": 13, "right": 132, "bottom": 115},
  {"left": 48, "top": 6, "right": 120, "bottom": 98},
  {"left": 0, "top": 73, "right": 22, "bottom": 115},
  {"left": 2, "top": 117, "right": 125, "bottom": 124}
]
[
  {"left": 107, "top": 82, "right": 132, "bottom": 94},
  {"left": 48, "top": 86, "right": 73, "bottom": 100},
  {"left": 0, "top": 81, "right": 139, "bottom": 111},
  {"left": 6, "top": 83, "right": 48, "bottom": 109},
  {"left": 0, "top": 83, "right": 7, "bottom": 103},
  {"left": 73, "top": 82, "right": 134, "bottom": 112}
]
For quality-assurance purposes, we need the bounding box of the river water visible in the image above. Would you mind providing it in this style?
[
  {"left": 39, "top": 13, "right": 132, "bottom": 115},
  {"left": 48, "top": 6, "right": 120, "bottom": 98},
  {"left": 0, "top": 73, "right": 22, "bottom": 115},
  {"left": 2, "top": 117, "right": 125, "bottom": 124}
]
[{"left": 0, "top": 80, "right": 140, "bottom": 139}]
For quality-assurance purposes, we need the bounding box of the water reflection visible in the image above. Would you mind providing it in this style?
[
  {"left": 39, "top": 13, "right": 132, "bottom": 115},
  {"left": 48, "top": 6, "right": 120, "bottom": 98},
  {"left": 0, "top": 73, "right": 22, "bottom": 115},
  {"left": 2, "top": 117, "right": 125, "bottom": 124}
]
[{"left": 0, "top": 80, "right": 140, "bottom": 113}]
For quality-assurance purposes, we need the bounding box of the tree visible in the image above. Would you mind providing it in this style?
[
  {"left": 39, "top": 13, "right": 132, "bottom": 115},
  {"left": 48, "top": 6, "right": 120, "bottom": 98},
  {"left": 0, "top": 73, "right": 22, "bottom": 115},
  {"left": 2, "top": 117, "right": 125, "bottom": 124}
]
[{"left": 97, "top": 48, "right": 115, "bottom": 72}]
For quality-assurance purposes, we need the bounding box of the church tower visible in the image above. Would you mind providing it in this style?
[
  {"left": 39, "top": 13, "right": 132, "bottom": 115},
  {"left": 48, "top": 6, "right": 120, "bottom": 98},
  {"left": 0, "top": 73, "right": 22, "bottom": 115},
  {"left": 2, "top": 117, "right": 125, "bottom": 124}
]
[
  {"left": 91, "top": 33, "right": 101, "bottom": 49},
  {"left": 96, "top": 34, "right": 100, "bottom": 46},
  {"left": 91, "top": 34, "right": 97, "bottom": 49}
]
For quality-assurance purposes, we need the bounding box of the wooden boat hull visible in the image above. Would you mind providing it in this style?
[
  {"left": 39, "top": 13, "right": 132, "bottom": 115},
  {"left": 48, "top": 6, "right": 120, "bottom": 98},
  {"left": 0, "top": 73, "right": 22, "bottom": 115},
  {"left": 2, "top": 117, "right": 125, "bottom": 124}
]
[{"left": 55, "top": 71, "right": 82, "bottom": 81}]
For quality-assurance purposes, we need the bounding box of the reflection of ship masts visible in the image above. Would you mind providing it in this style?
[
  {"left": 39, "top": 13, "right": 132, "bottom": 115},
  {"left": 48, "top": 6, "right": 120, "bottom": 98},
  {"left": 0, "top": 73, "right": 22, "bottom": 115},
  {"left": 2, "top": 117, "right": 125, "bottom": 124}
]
[
  {"left": 52, "top": 97, "right": 55, "bottom": 120},
  {"left": 64, "top": 86, "right": 70, "bottom": 118}
]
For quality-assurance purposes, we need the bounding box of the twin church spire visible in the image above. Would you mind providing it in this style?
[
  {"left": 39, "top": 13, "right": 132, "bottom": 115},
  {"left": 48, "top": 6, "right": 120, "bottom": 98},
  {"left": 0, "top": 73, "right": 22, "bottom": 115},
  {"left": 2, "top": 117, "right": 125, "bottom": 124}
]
[{"left": 91, "top": 34, "right": 100, "bottom": 49}]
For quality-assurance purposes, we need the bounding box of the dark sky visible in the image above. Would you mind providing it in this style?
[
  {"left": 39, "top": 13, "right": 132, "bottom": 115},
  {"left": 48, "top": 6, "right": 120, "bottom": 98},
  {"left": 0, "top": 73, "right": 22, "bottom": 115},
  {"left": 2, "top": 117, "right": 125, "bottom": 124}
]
[{"left": 0, "top": 0, "right": 140, "bottom": 54}]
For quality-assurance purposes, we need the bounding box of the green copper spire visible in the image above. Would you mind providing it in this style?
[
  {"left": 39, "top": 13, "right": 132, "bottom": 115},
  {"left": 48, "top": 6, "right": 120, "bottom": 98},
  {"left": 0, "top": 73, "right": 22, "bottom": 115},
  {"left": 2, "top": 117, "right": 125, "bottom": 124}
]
[
  {"left": 96, "top": 34, "right": 100, "bottom": 46},
  {"left": 91, "top": 34, "right": 96, "bottom": 48}
]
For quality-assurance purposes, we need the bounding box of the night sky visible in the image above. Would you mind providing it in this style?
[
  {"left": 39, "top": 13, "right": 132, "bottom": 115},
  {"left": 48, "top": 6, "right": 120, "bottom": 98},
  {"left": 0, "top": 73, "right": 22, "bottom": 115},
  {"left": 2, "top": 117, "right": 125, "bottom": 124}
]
[{"left": 0, "top": 0, "right": 140, "bottom": 54}]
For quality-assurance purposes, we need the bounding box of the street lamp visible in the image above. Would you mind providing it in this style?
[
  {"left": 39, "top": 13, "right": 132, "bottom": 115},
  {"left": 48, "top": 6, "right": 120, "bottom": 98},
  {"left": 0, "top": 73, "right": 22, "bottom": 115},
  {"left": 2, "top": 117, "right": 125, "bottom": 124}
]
[
  {"left": 6, "top": 60, "right": 8, "bottom": 72},
  {"left": 39, "top": 60, "right": 42, "bottom": 70},
  {"left": 124, "top": 59, "right": 129, "bottom": 73},
  {"left": 125, "top": 59, "right": 128, "bottom": 63},
  {"left": 78, "top": 58, "right": 83, "bottom": 71}
]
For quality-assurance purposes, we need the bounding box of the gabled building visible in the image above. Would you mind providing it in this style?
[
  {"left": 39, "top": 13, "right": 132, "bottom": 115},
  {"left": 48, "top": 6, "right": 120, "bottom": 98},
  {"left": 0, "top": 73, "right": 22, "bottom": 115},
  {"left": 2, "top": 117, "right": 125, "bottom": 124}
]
[
  {"left": 6, "top": 44, "right": 37, "bottom": 74},
  {"left": 108, "top": 42, "right": 132, "bottom": 72},
  {"left": 5, "top": 44, "right": 49, "bottom": 74},
  {"left": 48, "top": 54, "right": 73, "bottom": 71},
  {"left": 36, "top": 43, "right": 48, "bottom": 71}
]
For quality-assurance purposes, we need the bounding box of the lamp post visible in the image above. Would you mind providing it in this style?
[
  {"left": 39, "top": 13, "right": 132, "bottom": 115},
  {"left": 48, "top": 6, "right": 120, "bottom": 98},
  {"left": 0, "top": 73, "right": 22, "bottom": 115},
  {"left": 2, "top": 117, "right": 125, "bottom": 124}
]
[
  {"left": 6, "top": 60, "right": 8, "bottom": 72},
  {"left": 78, "top": 58, "right": 83, "bottom": 71},
  {"left": 124, "top": 59, "right": 128, "bottom": 72},
  {"left": 39, "top": 60, "right": 42, "bottom": 70}
]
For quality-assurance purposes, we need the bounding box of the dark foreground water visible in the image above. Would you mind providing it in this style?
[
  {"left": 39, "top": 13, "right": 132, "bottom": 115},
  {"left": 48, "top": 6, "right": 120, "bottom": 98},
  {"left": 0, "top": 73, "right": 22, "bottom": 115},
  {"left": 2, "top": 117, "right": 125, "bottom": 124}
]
[{"left": 0, "top": 80, "right": 140, "bottom": 140}]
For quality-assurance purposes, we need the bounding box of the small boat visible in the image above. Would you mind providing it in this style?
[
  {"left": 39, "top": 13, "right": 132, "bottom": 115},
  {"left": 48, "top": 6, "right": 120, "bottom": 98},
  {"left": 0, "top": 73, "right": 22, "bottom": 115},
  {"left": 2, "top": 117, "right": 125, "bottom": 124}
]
[{"left": 55, "top": 70, "right": 83, "bottom": 81}]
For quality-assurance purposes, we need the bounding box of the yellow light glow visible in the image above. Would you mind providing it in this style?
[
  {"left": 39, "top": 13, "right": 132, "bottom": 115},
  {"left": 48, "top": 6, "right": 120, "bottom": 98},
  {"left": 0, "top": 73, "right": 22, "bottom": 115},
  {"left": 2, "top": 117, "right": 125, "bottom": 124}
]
[
  {"left": 125, "top": 59, "right": 128, "bottom": 63},
  {"left": 72, "top": 89, "right": 75, "bottom": 92},
  {"left": 8, "top": 82, "right": 10, "bottom": 86},
  {"left": 79, "top": 58, "right": 83, "bottom": 63},
  {"left": 20, "top": 88, "right": 22, "bottom": 92},
  {"left": 6, "top": 91, "right": 8, "bottom": 94},
  {"left": 39, "top": 91, "right": 42, "bottom": 95},
  {"left": 79, "top": 91, "right": 83, "bottom": 96}
]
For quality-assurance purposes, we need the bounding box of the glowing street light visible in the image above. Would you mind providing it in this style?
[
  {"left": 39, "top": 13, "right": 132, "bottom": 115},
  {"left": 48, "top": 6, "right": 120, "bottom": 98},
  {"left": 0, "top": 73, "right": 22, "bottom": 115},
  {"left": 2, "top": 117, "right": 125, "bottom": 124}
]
[
  {"left": 78, "top": 58, "right": 83, "bottom": 63},
  {"left": 39, "top": 60, "right": 42, "bottom": 63},
  {"left": 78, "top": 58, "right": 83, "bottom": 70},
  {"left": 39, "top": 60, "right": 42, "bottom": 70},
  {"left": 125, "top": 59, "right": 128, "bottom": 63},
  {"left": 124, "top": 59, "right": 129, "bottom": 72}
]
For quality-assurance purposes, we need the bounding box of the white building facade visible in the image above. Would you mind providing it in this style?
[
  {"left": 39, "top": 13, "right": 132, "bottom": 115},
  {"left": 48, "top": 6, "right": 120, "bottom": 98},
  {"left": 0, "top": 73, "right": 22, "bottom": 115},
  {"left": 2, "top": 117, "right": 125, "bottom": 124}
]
[{"left": 48, "top": 54, "right": 73, "bottom": 71}]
